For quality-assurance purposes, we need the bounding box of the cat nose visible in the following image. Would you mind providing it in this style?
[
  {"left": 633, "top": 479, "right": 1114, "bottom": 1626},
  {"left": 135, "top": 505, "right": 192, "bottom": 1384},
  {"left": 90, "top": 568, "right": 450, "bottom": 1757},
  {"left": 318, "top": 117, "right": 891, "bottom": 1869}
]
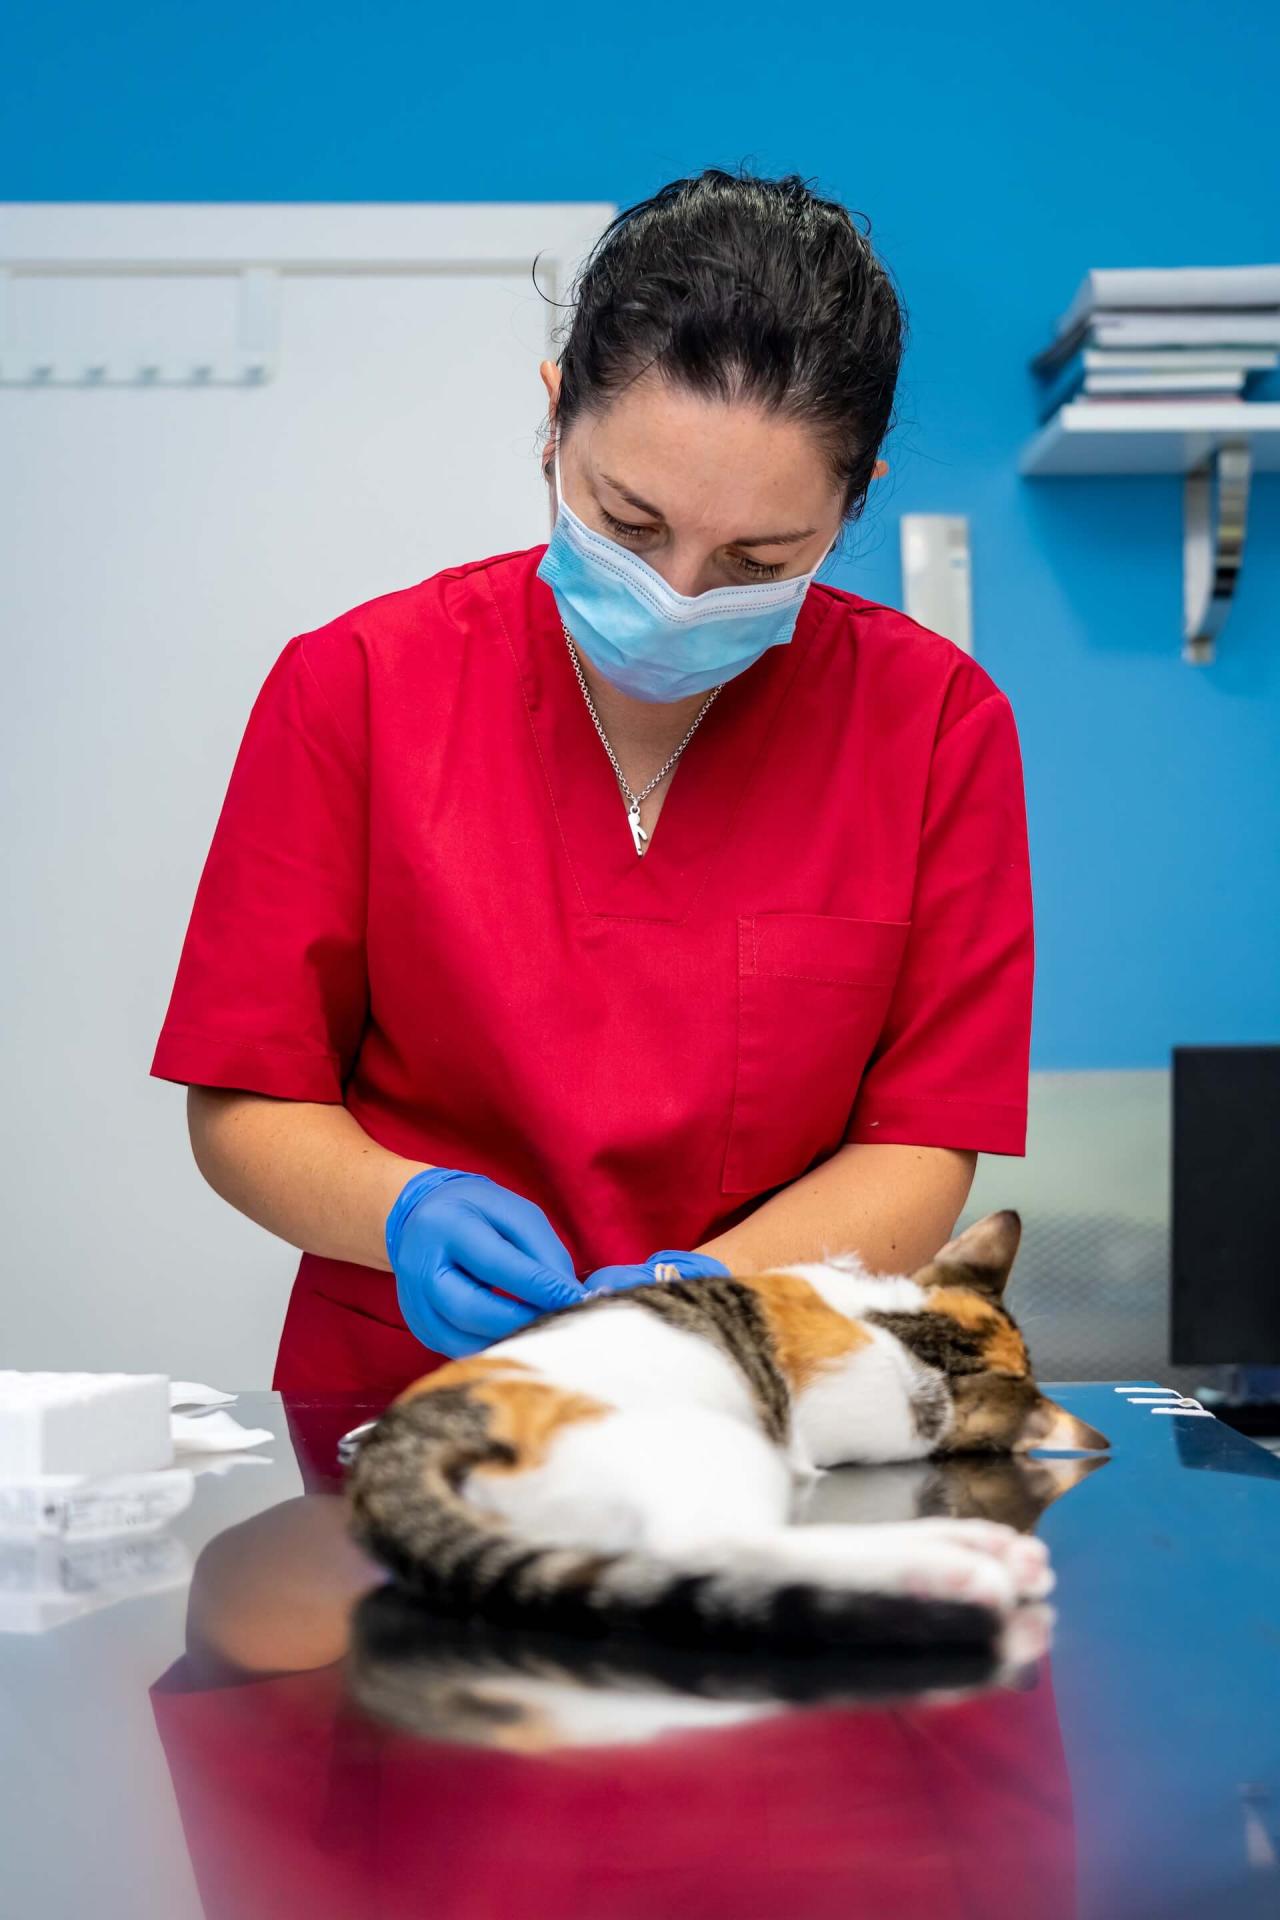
[{"left": 1019, "top": 1403, "right": 1110, "bottom": 1453}]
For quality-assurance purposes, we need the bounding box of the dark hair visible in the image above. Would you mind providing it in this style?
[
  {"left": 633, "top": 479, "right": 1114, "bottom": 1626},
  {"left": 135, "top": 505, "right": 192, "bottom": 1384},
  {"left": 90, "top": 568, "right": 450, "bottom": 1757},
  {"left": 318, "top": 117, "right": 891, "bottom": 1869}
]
[{"left": 537, "top": 166, "right": 908, "bottom": 528}]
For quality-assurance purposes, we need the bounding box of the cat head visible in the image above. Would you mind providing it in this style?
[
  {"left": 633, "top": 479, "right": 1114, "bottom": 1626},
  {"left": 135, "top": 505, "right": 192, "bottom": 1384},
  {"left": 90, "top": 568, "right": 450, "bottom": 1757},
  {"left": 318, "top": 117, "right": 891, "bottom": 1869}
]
[{"left": 885, "top": 1211, "right": 1109, "bottom": 1456}]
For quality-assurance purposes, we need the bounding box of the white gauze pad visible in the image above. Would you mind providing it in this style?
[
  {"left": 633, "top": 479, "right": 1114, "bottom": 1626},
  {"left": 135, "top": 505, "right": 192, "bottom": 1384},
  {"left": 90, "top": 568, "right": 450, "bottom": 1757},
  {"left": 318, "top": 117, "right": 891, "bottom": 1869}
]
[{"left": 0, "top": 1373, "right": 173, "bottom": 1478}]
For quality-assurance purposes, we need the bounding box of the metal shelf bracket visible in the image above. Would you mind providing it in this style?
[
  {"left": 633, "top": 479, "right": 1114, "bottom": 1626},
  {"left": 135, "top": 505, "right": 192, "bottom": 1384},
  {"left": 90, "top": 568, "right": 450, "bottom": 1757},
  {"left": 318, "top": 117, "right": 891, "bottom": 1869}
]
[{"left": 1183, "top": 440, "right": 1252, "bottom": 665}]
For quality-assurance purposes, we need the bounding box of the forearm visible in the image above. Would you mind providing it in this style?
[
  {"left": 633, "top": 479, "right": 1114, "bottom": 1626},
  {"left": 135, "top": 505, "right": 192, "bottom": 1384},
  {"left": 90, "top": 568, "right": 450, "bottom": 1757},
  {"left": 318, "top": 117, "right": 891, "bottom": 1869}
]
[
  {"left": 186, "top": 1087, "right": 431, "bottom": 1270},
  {"left": 695, "top": 1141, "right": 977, "bottom": 1278}
]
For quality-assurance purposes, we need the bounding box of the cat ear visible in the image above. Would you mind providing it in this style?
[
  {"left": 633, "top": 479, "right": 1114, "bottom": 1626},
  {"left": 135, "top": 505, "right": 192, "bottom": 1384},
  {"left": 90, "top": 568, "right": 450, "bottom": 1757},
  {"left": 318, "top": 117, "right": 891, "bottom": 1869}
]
[{"left": 917, "top": 1210, "right": 1021, "bottom": 1300}]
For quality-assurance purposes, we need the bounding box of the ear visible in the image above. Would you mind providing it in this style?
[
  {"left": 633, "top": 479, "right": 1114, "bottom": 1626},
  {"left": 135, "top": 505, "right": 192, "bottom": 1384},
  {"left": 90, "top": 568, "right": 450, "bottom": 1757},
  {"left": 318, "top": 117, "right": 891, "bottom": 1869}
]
[{"left": 917, "top": 1210, "right": 1022, "bottom": 1301}]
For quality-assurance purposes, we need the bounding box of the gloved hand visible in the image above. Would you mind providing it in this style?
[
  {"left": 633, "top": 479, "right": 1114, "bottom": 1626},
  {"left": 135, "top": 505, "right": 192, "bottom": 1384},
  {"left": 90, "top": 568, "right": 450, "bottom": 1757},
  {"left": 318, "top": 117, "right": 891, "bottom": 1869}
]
[
  {"left": 386, "top": 1168, "right": 584, "bottom": 1358},
  {"left": 583, "top": 1247, "right": 731, "bottom": 1297}
]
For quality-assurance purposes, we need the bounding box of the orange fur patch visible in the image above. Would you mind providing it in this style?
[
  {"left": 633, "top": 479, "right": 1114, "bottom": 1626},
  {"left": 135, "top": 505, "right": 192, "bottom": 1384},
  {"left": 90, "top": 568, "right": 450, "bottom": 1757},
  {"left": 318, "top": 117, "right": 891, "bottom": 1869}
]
[
  {"left": 392, "top": 1355, "right": 530, "bottom": 1407},
  {"left": 395, "top": 1356, "right": 610, "bottom": 1477},
  {"left": 468, "top": 1377, "right": 613, "bottom": 1476},
  {"left": 740, "top": 1269, "right": 871, "bottom": 1389},
  {"left": 928, "top": 1287, "right": 1028, "bottom": 1375}
]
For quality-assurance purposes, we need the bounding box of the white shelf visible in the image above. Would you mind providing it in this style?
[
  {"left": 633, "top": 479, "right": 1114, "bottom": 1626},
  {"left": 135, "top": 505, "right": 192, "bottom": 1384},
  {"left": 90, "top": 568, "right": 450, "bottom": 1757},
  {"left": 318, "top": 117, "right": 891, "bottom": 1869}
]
[{"left": 1020, "top": 400, "right": 1280, "bottom": 476}]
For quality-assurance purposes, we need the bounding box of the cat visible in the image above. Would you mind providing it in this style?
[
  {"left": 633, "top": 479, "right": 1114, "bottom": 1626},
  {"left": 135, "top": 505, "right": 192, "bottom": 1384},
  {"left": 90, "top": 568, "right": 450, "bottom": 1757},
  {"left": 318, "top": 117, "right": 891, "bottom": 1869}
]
[{"left": 346, "top": 1209, "right": 1109, "bottom": 1652}]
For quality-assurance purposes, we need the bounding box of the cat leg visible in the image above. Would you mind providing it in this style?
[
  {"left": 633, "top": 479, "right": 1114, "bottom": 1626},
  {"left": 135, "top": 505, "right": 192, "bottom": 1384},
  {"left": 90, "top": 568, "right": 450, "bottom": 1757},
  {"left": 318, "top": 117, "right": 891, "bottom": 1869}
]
[
  {"left": 882, "top": 1515, "right": 1054, "bottom": 1599},
  {"left": 738, "top": 1518, "right": 1053, "bottom": 1610}
]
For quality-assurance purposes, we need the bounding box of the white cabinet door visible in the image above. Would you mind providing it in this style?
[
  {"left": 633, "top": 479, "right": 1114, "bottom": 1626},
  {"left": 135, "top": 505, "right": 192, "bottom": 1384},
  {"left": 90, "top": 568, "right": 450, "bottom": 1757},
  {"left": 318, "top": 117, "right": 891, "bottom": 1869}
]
[{"left": 1, "top": 202, "right": 613, "bottom": 1383}]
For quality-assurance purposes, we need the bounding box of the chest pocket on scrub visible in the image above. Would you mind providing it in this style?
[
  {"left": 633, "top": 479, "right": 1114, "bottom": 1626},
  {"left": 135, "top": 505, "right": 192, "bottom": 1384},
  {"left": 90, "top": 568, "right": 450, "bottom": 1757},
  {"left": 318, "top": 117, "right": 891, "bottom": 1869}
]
[{"left": 720, "top": 912, "right": 910, "bottom": 1195}]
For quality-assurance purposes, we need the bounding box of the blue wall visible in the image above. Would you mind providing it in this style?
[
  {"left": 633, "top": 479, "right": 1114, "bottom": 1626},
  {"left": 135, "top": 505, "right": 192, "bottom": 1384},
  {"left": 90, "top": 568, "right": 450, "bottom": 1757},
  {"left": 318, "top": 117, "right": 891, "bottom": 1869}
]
[{"left": 5, "top": 0, "right": 1277, "bottom": 1070}]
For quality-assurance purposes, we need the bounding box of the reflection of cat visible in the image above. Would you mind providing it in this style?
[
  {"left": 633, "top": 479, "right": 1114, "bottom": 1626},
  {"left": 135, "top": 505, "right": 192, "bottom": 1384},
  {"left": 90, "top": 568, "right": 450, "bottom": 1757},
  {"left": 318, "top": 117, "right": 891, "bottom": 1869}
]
[
  {"left": 347, "top": 1211, "right": 1109, "bottom": 1651},
  {"left": 913, "top": 1451, "right": 1106, "bottom": 1533},
  {"left": 347, "top": 1583, "right": 1053, "bottom": 1754},
  {"left": 808, "top": 1450, "right": 1107, "bottom": 1536}
]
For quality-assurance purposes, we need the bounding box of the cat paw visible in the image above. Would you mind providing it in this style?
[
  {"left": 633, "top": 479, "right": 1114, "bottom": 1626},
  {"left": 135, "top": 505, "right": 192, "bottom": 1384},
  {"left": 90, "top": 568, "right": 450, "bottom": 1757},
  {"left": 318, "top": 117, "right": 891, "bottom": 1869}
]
[
  {"left": 890, "top": 1518, "right": 1054, "bottom": 1603},
  {"left": 832, "top": 1519, "right": 1052, "bottom": 1611},
  {"left": 897, "top": 1540, "right": 1020, "bottom": 1611},
  {"left": 759, "top": 1519, "right": 1054, "bottom": 1617}
]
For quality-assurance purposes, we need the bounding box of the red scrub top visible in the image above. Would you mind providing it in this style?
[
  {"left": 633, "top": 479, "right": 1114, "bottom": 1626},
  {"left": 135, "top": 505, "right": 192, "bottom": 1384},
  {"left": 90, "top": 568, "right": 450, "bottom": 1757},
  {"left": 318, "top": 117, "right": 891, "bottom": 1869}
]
[{"left": 150, "top": 544, "right": 1034, "bottom": 1392}]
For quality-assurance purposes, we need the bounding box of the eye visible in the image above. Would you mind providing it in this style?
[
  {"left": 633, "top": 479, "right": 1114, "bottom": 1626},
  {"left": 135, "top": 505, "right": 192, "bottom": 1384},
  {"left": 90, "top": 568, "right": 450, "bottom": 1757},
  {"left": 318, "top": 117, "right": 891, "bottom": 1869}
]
[
  {"left": 599, "top": 509, "right": 785, "bottom": 581},
  {"left": 599, "top": 507, "right": 652, "bottom": 543}
]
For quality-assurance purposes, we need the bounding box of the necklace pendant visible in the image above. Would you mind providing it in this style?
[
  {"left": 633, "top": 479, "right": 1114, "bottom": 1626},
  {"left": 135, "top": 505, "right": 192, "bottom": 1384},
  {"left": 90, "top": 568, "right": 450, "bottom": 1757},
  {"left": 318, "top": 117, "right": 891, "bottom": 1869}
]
[{"left": 627, "top": 802, "right": 649, "bottom": 857}]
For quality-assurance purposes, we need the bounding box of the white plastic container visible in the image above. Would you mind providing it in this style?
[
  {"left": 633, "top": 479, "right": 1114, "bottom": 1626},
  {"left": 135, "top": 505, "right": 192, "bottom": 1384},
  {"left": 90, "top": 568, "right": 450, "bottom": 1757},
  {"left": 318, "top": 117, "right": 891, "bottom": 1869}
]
[{"left": 0, "top": 1372, "right": 173, "bottom": 1478}]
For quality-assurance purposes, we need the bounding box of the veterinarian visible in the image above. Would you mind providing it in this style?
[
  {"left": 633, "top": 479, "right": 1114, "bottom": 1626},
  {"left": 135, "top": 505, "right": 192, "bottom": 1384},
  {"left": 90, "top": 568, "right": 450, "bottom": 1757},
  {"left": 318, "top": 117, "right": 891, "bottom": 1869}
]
[{"left": 151, "top": 168, "right": 1034, "bottom": 1393}]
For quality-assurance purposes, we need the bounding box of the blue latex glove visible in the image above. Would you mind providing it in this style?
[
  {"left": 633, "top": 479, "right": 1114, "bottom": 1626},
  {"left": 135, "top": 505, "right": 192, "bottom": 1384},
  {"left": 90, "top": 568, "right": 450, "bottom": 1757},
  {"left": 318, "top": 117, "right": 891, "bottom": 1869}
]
[
  {"left": 583, "top": 1248, "right": 731, "bottom": 1297},
  {"left": 386, "top": 1168, "right": 584, "bottom": 1358}
]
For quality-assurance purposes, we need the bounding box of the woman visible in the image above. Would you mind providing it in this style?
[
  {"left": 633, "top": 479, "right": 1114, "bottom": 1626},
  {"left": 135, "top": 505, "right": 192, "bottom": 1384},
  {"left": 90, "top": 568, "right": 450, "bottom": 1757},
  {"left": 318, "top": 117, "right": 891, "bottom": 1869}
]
[{"left": 151, "top": 167, "right": 1034, "bottom": 1393}]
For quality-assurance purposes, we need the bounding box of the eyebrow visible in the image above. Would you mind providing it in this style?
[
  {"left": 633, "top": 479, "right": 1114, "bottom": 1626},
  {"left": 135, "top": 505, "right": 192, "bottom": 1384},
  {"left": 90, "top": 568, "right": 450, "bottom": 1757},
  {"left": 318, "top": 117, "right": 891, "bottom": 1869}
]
[{"left": 596, "top": 470, "right": 818, "bottom": 548}]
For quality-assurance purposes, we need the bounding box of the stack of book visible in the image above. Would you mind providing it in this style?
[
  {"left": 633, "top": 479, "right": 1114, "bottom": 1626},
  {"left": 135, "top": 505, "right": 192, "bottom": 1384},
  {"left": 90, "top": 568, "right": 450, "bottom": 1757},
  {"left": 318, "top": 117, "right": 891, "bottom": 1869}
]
[{"left": 1030, "top": 266, "right": 1280, "bottom": 425}]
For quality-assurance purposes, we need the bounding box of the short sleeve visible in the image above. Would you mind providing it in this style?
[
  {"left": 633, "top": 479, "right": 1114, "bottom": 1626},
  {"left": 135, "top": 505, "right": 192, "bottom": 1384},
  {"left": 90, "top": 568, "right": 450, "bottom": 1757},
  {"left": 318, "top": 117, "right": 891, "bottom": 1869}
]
[
  {"left": 845, "top": 689, "right": 1034, "bottom": 1156},
  {"left": 150, "top": 632, "right": 369, "bottom": 1102}
]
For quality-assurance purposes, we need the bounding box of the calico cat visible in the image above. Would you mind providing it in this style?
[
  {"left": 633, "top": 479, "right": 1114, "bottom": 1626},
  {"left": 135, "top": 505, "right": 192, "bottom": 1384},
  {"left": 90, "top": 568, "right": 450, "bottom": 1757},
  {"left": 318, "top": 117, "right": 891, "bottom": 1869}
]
[{"left": 346, "top": 1210, "right": 1108, "bottom": 1651}]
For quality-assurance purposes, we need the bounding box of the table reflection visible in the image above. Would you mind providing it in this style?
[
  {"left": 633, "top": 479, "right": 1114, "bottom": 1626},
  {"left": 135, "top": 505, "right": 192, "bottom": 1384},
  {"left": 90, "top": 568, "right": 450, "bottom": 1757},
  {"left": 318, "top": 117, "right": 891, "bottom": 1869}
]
[{"left": 149, "top": 1424, "right": 1100, "bottom": 1920}]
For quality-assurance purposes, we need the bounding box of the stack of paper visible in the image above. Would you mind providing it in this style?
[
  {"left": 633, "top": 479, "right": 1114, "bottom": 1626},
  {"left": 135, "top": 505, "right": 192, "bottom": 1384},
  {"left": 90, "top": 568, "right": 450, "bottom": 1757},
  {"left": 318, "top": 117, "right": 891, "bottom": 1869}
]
[{"left": 1029, "top": 266, "right": 1280, "bottom": 424}]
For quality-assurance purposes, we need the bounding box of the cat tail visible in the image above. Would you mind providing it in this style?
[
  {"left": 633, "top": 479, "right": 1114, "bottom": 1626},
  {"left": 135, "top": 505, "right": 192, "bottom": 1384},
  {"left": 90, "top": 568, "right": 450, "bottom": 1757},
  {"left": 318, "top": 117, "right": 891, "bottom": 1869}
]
[{"left": 346, "top": 1391, "right": 999, "bottom": 1652}]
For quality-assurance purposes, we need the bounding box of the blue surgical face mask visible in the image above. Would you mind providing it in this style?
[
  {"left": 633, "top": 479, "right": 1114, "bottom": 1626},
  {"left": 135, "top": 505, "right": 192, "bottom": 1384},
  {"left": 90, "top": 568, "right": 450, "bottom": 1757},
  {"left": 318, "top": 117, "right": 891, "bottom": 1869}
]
[{"left": 536, "top": 440, "right": 839, "bottom": 703}]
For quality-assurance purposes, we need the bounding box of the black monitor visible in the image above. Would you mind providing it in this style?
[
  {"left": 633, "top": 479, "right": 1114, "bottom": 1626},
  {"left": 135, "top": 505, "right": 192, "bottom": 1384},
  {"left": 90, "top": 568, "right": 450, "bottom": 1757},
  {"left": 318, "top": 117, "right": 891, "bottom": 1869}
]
[{"left": 1171, "top": 1045, "right": 1280, "bottom": 1365}]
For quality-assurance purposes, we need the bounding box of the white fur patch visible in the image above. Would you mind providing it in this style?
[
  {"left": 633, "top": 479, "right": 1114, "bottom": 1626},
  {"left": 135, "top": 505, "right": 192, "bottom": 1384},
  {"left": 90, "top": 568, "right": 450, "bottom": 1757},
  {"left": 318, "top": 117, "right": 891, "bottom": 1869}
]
[
  {"left": 486, "top": 1299, "right": 760, "bottom": 1429},
  {"left": 793, "top": 1324, "right": 940, "bottom": 1467},
  {"left": 778, "top": 1260, "right": 928, "bottom": 1321},
  {"left": 464, "top": 1404, "right": 791, "bottom": 1554}
]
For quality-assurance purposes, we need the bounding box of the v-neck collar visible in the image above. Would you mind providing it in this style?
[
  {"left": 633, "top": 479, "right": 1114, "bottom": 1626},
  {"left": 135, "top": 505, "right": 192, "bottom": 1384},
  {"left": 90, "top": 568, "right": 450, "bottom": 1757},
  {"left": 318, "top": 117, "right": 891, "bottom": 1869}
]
[{"left": 484, "top": 545, "right": 836, "bottom": 923}]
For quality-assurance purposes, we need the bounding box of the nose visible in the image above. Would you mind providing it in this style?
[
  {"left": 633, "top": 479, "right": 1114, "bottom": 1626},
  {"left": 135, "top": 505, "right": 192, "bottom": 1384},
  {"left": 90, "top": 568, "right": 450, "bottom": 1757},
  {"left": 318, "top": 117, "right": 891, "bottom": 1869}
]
[{"left": 1020, "top": 1403, "right": 1111, "bottom": 1453}]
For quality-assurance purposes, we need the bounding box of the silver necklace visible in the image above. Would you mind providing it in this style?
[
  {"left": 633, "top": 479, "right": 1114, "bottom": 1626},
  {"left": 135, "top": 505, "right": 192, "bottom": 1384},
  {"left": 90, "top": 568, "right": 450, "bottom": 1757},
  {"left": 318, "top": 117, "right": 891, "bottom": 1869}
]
[{"left": 560, "top": 619, "right": 723, "bottom": 856}]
